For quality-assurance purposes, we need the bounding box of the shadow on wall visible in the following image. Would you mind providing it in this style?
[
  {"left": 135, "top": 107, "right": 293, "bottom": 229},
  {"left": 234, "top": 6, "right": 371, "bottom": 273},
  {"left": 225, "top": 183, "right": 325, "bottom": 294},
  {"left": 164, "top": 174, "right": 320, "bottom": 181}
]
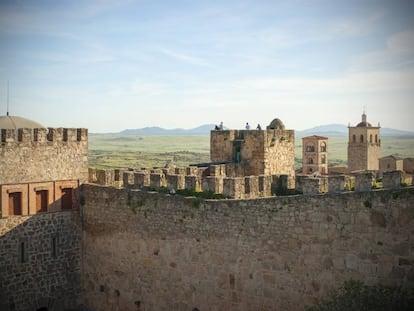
[{"left": 0, "top": 203, "right": 82, "bottom": 311}]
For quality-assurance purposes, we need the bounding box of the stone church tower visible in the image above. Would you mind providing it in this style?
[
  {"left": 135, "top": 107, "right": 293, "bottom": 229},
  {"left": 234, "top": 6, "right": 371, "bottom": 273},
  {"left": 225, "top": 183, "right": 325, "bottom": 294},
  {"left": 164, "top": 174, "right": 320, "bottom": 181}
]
[
  {"left": 347, "top": 112, "right": 381, "bottom": 172},
  {"left": 302, "top": 135, "right": 328, "bottom": 175}
]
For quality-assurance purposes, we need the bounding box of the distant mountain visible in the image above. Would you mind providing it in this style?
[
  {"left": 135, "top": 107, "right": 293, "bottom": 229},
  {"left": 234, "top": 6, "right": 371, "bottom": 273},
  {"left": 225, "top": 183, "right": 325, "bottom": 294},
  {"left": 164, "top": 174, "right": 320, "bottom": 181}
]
[
  {"left": 297, "top": 124, "right": 348, "bottom": 136},
  {"left": 120, "top": 124, "right": 216, "bottom": 135},
  {"left": 118, "top": 123, "right": 414, "bottom": 136},
  {"left": 297, "top": 124, "right": 414, "bottom": 137}
]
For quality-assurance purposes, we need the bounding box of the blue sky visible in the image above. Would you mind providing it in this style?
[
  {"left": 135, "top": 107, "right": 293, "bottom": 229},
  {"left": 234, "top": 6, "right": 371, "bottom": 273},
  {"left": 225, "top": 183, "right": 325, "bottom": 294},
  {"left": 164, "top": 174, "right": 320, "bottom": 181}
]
[{"left": 0, "top": 0, "right": 413, "bottom": 132}]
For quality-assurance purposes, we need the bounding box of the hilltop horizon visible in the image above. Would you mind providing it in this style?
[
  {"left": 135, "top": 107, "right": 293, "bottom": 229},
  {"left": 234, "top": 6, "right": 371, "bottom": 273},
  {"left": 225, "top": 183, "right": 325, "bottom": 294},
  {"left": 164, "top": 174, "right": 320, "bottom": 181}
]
[{"left": 91, "top": 123, "right": 414, "bottom": 137}]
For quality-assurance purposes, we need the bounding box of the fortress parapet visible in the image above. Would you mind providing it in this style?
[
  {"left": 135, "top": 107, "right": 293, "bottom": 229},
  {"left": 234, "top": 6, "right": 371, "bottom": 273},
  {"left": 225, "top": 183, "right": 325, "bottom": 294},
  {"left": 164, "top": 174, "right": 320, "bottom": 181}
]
[
  {"left": 1, "top": 127, "right": 87, "bottom": 145},
  {"left": 1, "top": 127, "right": 88, "bottom": 184},
  {"left": 383, "top": 170, "right": 404, "bottom": 189},
  {"left": 94, "top": 165, "right": 413, "bottom": 198},
  {"left": 89, "top": 166, "right": 413, "bottom": 198},
  {"left": 354, "top": 171, "right": 376, "bottom": 192}
]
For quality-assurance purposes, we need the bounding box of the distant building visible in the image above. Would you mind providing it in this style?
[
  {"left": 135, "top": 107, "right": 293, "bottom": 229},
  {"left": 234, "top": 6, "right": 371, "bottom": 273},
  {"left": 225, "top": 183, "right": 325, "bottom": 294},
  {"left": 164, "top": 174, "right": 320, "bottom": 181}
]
[
  {"left": 210, "top": 118, "right": 295, "bottom": 177},
  {"left": 379, "top": 155, "right": 403, "bottom": 177},
  {"left": 302, "top": 135, "right": 328, "bottom": 175},
  {"left": 347, "top": 112, "right": 381, "bottom": 172},
  {"left": 403, "top": 158, "right": 414, "bottom": 174}
]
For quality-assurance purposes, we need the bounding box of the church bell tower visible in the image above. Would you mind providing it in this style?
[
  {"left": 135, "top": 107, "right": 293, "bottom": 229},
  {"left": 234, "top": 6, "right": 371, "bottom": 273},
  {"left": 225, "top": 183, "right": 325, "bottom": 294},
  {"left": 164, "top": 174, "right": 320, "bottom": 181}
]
[{"left": 347, "top": 111, "right": 381, "bottom": 172}]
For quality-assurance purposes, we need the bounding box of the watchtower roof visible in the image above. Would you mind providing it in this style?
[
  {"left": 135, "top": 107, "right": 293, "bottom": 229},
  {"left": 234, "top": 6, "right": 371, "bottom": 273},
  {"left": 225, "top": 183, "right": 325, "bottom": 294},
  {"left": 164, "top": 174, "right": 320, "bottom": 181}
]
[
  {"left": 0, "top": 114, "right": 45, "bottom": 130},
  {"left": 267, "top": 118, "right": 285, "bottom": 130}
]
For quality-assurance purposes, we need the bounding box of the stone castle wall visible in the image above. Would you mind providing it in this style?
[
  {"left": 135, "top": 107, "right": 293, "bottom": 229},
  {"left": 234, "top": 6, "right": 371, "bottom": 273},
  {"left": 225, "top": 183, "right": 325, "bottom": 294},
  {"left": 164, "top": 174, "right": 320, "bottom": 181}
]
[
  {"left": 0, "top": 128, "right": 88, "bottom": 184},
  {"left": 90, "top": 167, "right": 411, "bottom": 199},
  {"left": 0, "top": 211, "right": 82, "bottom": 311},
  {"left": 82, "top": 184, "right": 414, "bottom": 311}
]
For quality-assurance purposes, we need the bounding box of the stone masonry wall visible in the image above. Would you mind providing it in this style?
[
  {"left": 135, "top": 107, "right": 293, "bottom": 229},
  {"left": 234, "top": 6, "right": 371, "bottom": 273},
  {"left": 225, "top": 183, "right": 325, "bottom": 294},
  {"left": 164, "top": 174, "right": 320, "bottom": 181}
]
[
  {"left": 263, "top": 129, "right": 295, "bottom": 177},
  {"left": 82, "top": 184, "right": 414, "bottom": 311},
  {"left": 0, "top": 211, "right": 82, "bottom": 311},
  {"left": 0, "top": 128, "right": 88, "bottom": 184},
  {"left": 210, "top": 129, "right": 295, "bottom": 178}
]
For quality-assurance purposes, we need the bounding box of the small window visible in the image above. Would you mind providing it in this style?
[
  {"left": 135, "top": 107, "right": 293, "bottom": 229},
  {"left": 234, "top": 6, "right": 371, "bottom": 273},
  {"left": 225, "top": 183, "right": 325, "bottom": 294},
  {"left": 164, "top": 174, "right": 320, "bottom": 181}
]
[
  {"left": 19, "top": 240, "right": 27, "bottom": 263},
  {"left": 320, "top": 142, "right": 326, "bottom": 152},
  {"left": 9, "top": 192, "right": 22, "bottom": 216},
  {"left": 360, "top": 135, "right": 364, "bottom": 143},
  {"left": 36, "top": 190, "right": 48, "bottom": 213},
  {"left": 51, "top": 236, "right": 58, "bottom": 258},
  {"left": 306, "top": 144, "right": 315, "bottom": 152},
  {"left": 33, "top": 129, "right": 39, "bottom": 142},
  {"left": 63, "top": 129, "right": 68, "bottom": 142},
  {"left": 321, "top": 155, "right": 326, "bottom": 164},
  {"left": 308, "top": 158, "right": 314, "bottom": 164},
  {"left": 375, "top": 134, "right": 378, "bottom": 143},
  {"left": 370, "top": 134, "right": 373, "bottom": 143},
  {"left": 352, "top": 134, "right": 356, "bottom": 143}
]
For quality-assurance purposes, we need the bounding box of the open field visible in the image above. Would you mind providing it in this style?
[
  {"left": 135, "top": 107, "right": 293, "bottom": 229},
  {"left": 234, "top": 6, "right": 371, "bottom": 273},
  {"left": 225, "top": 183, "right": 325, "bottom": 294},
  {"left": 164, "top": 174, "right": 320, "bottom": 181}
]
[
  {"left": 88, "top": 134, "right": 210, "bottom": 169},
  {"left": 88, "top": 133, "right": 414, "bottom": 169}
]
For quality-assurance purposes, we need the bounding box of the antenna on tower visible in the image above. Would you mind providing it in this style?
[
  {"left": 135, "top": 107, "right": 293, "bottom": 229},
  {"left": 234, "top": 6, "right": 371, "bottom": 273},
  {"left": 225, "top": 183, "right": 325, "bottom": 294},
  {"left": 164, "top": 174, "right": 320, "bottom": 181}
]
[
  {"left": 6, "top": 80, "right": 9, "bottom": 116},
  {"left": 363, "top": 104, "right": 367, "bottom": 115}
]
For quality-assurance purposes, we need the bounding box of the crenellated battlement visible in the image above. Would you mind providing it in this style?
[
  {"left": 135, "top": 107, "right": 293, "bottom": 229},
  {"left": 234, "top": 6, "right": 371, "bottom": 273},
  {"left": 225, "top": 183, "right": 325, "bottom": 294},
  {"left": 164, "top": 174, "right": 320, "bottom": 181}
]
[
  {"left": 88, "top": 166, "right": 413, "bottom": 199},
  {"left": 0, "top": 127, "right": 88, "bottom": 185},
  {"left": 0, "top": 127, "right": 88, "bottom": 145}
]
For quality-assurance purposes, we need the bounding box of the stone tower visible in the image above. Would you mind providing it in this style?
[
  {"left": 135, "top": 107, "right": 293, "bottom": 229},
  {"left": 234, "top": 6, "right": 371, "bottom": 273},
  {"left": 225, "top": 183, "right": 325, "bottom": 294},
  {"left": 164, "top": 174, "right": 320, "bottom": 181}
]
[
  {"left": 0, "top": 114, "right": 87, "bottom": 310},
  {"left": 210, "top": 118, "right": 295, "bottom": 177},
  {"left": 302, "top": 135, "right": 328, "bottom": 175},
  {"left": 347, "top": 112, "right": 381, "bottom": 172}
]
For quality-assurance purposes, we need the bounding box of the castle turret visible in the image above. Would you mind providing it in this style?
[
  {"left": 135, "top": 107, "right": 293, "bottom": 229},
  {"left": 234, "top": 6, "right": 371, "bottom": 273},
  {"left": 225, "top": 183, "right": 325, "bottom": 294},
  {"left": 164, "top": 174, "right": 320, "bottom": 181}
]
[{"left": 210, "top": 118, "right": 295, "bottom": 177}]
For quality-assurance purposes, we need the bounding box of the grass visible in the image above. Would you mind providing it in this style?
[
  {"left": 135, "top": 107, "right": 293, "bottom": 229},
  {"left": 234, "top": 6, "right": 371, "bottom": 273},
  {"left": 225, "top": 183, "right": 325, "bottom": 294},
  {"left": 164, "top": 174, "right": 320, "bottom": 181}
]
[
  {"left": 88, "top": 134, "right": 210, "bottom": 169},
  {"left": 88, "top": 133, "right": 414, "bottom": 170}
]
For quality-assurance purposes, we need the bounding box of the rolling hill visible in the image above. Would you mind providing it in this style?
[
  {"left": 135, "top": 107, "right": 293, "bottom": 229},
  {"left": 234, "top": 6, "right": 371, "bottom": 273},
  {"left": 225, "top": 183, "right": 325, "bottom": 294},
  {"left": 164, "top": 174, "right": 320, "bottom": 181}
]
[{"left": 116, "top": 124, "right": 414, "bottom": 137}]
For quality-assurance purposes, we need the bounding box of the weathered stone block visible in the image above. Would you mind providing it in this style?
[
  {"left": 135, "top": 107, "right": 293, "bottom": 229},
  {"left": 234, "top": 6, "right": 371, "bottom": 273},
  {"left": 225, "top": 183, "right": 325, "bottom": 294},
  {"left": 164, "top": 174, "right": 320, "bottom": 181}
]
[
  {"left": 383, "top": 170, "right": 403, "bottom": 189},
  {"left": 354, "top": 172, "right": 375, "bottom": 192},
  {"left": 134, "top": 171, "right": 150, "bottom": 187}
]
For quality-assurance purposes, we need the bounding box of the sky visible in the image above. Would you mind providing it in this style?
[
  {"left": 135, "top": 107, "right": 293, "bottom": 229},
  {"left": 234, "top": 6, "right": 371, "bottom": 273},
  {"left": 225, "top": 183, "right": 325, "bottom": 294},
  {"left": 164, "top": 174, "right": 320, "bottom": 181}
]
[{"left": 0, "top": 0, "right": 413, "bottom": 133}]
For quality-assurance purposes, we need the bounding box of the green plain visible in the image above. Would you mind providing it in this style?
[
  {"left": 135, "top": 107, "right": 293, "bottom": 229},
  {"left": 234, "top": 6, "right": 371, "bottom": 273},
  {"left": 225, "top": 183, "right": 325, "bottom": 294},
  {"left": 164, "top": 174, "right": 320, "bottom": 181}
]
[{"left": 88, "top": 133, "right": 414, "bottom": 170}]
